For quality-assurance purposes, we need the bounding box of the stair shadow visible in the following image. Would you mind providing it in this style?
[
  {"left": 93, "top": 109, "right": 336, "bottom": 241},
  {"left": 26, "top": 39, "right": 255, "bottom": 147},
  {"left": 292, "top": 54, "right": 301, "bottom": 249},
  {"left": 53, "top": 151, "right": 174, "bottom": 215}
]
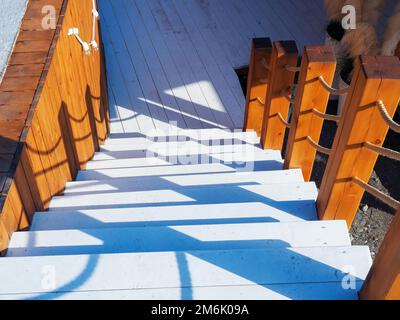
[{"left": 21, "top": 227, "right": 362, "bottom": 300}]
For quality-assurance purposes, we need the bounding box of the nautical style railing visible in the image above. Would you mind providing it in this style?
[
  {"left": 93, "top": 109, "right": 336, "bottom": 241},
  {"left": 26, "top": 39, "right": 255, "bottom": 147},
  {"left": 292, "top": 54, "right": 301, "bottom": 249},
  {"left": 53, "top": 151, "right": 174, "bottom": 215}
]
[
  {"left": 244, "top": 38, "right": 400, "bottom": 300},
  {"left": 0, "top": 0, "right": 109, "bottom": 253}
]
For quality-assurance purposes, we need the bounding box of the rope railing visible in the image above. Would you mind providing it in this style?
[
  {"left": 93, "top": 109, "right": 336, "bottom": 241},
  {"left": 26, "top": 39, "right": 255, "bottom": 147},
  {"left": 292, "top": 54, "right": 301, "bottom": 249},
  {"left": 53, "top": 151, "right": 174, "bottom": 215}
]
[
  {"left": 306, "top": 136, "right": 332, "bottom": 155},
  {"left": 318, "top": 76, "right": 349, "bottom": 96},
  {"left": 311, "top": 108, "right": 342, "bottom": 122},
  {"left": 249, "top": 97, "right": 265, "bottom": 106},
  {"left": 261, "top": 58, "right": 270, "bottom": 71},
  {"left": 376, "top": 100, "right": 400, "bottom": 133},
  {"left": 272, "top": 112, "right": 291, "bottom": 128},
  {"left": 285, "top": 65, "right": 301, "bottom": 73},
  {"left": 352, "top": 177, "right": 400, "bottom": 210},
  {"left": 364, "top": 142, "right": 400, "bottom": 162}
]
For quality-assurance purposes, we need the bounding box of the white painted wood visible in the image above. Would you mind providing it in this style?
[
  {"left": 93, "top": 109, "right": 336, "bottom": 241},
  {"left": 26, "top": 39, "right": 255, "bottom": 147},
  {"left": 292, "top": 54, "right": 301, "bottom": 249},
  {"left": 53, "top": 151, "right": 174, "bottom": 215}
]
[
  {"left": 31, "top": 201, "right": 318, "bottom": 231},
  {"left": 86, "top": 150, "right": 281, "bottom": 170},
  {"left": 77, "top": 159, "right": 284, "bottom": 181},
  {"left": 7, "top": 221, "right": 351, "bottom": 257},
  {"left": 49, "top": 183, "right": 318, "bottom": 211},
  {"left": 64, "top": 169, "right": 304, "bottom": 195},
  {"left": 0, "top": 247, "right": 372, "bottom": 297},
  {"left": 99, "top": 139, "right": 264, "bottom": 153},
  {"left": 103, "top": 130, "right": 259, "bottom": 146},
  {"left": 0, "top": 282, "right": 363, "bottom": 300}
]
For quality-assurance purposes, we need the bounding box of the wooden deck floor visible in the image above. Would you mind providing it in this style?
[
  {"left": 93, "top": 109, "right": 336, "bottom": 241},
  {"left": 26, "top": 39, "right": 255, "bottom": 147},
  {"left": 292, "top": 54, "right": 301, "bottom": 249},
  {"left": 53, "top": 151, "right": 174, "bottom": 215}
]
[{"left": 99, "top": 0, "right": 327, "bottom": 134}]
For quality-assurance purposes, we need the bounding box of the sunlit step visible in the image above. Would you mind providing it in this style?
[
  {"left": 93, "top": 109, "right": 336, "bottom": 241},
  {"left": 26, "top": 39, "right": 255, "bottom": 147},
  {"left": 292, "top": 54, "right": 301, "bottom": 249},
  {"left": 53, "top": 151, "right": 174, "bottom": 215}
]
[
  {"left": 49, "top": 182, "right": 318, "bottom": 211},
  {"left": 77, "top": 161, "right": 283, "bottom": 181},
  {"left": 104, "top": 129, "right": 259, "bottom": 146},
  {"left": 99, "top": 139, "right": 264, "bottom": 153},
  {"left": 65, "top": 169, "right": 304, "bottom": 195},
  {"left": 31, "top": 201, "right": 318, "bottom": 231},
  {"left": 0, "top": 282, "right": 363, "bottom": 300},
  {"left": 87, "top": 149, "right": 280, "bottom": 169},
  {"left": 0, "top": 247, "right": 372, "bottom": 299},
  {"left": 7, "top": 220, "right": 351, "bottom": 257}
]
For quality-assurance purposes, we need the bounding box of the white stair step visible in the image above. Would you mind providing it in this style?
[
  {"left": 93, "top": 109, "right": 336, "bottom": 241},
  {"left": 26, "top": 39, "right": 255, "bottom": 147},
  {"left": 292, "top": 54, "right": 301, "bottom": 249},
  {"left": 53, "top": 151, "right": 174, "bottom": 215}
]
[
  {"left": 77, "top": 161, "right": 283, "bottom": 181},
  {"left": 49, "top": 182, "right": 318, "bottom": 211},
  {"left": 87, "top": 149, "right": 280, "bottom": 169},
  {"left": 104, "top": 129, "right": 259, "bottom": 146},
  {"left": 99, "top": 139, "right": 264, "bottom": 153},
  {"left": 7, "top": 221, "right": 350, "bottom": 257},
  {"left": 0, "top": 282, "right": 363, "bottom": 300},
  {"left": 31, "top": 201, "right": 317, "bottom": 231},
  {"left": 0, "top": 247, "right": 372, "bottom": 299},
  {"left": 64, "top": 169, "right": 304, "bottom": 195}
]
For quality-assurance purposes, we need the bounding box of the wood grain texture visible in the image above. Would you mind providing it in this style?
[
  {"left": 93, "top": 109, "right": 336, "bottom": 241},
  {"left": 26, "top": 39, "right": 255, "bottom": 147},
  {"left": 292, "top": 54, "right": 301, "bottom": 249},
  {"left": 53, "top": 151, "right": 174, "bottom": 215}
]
[
  {"left": 0, "top": 0, "right": 109, "bottom": 252},
  {"left": 360, "top": 208, "right": 400, "bottom": 300},
  {"left": 317, "top": 56, "right": 400, "bottom": 228},
  {"left": 260, "top": 41, "right": 298, "bottom": 151},
  {"left": 243, "top": 38, "right": 272, "bottom": 136},
  {"left": 284, "top": 46, "right": 336, "bottom": 181}
]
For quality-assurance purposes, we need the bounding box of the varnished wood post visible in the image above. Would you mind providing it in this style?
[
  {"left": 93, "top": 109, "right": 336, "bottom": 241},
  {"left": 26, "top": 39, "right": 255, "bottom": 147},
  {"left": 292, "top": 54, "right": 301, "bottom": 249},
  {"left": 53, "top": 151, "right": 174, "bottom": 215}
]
[
  {"left": 360, "top": 207, "right": 400, "bottom": 300},
  {"left": 284, "top": 46, "right": 336, "bottom": 181},
  {"left": 260, "top": 41, "right": 298, "bottom": 151},
  {"left": 317, "top": 56, "right": 400, "bottom": 227},
  {"left": 243, "top": 38, "right": 272, "bottom": 136}
]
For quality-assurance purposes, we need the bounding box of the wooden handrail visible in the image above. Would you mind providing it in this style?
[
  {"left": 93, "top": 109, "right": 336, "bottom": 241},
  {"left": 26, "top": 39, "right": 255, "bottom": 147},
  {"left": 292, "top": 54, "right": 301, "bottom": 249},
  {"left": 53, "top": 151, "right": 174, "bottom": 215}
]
[
  {"left": 317, "top": 56, "right": 400, "bottom": 228},
  {"left": 360, "top": 207, "right": 400, "bottom": 300},
  {"left": 260, "top": 41, "right": 298, "bottom": 151},
  {"left": 243, "top": 38, "right": 272, "bottom": 136},
  {"left": 0, "top": 0, "right": 109, "bottom": 253},
  {"left": 284, "top": 45, "right": 336, "bottom": 181}
]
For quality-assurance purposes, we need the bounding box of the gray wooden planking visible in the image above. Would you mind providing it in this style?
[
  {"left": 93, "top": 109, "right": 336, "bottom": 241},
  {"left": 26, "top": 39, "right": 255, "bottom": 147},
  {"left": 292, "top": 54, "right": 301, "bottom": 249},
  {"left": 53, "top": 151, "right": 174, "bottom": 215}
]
[{"left": 99, "top": 0, "right": 327, "bottom": 133}]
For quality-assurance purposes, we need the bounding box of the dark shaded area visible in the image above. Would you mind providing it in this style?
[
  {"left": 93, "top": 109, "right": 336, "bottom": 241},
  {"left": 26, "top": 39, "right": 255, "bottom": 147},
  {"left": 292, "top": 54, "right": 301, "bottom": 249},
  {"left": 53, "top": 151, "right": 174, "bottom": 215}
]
[{"left": 326, "top": 21, "right": 345, "bottom": 42}]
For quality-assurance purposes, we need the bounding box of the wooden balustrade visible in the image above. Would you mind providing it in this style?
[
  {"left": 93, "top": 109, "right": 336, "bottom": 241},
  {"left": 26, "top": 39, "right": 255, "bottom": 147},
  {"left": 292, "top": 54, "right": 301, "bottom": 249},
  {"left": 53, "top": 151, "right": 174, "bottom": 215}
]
[
  {"left": 283, "top": 46, "right": 336, "bottom": 181},
  {"left": 260, "top": 41, "right": 298, "bottom": 150},
  {"left": 0, "top": 0, "right": 109, "bottom": 253},
  {"left": 360, "top": 207, "right": 400, "bottom": 300},
  {"left": 243, "top": 38, "right": 272, "bottom": 136},
  {"left": 317, "top": 56, "right": 400, "bottom": 227}
]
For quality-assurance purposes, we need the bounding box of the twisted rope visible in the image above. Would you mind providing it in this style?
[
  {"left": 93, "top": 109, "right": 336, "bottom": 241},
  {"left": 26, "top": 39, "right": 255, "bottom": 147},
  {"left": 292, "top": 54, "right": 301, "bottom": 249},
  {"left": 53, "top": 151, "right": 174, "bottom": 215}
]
[
  {"left": 249, "top": 97, "right": 265, "bottom": 105},
  {"left": 364, "top": 142, "right": 400, "bottom": 162},
  {"left": 306, "top": 136, "right": 332, "bottom": 155},
  {"left": 311, "top": 108, "right": 342, "bottom": 122},
  {"left": 272, "top": 112, "right": 291, "bottom": 128},
  {"left": 285, "top": 65, "right": 301, "bottom": 73},
  {"left": 318, "top": 76, "right": 349, "bottom": 96},
  {"left": 352, "top": 177, "right": 400, "bottom": 210},
  {"left": 376, "top": 100, "right": 400, "bottom": 133},
  {"left": 261, "top": 58, "right": 271, "bottom": 71}
]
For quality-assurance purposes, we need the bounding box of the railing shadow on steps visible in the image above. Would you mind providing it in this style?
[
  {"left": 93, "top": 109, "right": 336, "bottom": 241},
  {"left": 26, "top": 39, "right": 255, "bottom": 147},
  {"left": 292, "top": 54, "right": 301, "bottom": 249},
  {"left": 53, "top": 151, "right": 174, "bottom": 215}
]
[
  {"left": 0, "top": 0, "right": 109, "bottom": 254},
  {"left": 244, "top": 38, "right": 400, "bottom": 300}
]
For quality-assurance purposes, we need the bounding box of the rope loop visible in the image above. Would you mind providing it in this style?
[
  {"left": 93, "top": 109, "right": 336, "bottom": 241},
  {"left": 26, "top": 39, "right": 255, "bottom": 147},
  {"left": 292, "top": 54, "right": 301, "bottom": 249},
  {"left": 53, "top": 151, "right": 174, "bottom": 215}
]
[
  {"left": 285, "top": 65, "right": 301, "bottom": 73},
  {"left": 352, "top": 177, "right": 400, "bottom": 210},
  {"left": 311, "top": 108, "right": 341, "bottom": 123},
  {"left": 364, "top": 142, "right": 400, "bottom": 162},
  {"left": 318, "top": 76, "right": 349, "bottom": 96},
  {"left": 306, "top": 136, "right": 332, "bottom": 155},
  {"left": 376, "top": 100, "right": 400, "bottom": 133}
]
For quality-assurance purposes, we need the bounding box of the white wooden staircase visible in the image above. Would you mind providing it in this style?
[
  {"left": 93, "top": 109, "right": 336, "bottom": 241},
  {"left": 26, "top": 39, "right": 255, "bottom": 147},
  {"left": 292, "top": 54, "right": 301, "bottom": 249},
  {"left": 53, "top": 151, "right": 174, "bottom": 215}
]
[{"left": 0, "top": 129, "right": 372, "bottom": 300}]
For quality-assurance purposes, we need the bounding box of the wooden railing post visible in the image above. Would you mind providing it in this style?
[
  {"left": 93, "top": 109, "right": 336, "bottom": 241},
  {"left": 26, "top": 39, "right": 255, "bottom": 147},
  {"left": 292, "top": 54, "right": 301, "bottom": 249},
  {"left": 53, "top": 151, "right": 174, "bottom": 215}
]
[
  {"left": 260, "top": 41, "right": 298, "bottom": 151},
  {"left": 317, "top": 56, "right": 400, "bottom": 227},
  {"left": 360, "top": 207, "right": 400, "bottom": 300},
  {"left": 243, "top": 38, "right": 272, "bottom": 136},
  {"left": 284, "top": 46, "right": 336, "bottom": 181}
]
